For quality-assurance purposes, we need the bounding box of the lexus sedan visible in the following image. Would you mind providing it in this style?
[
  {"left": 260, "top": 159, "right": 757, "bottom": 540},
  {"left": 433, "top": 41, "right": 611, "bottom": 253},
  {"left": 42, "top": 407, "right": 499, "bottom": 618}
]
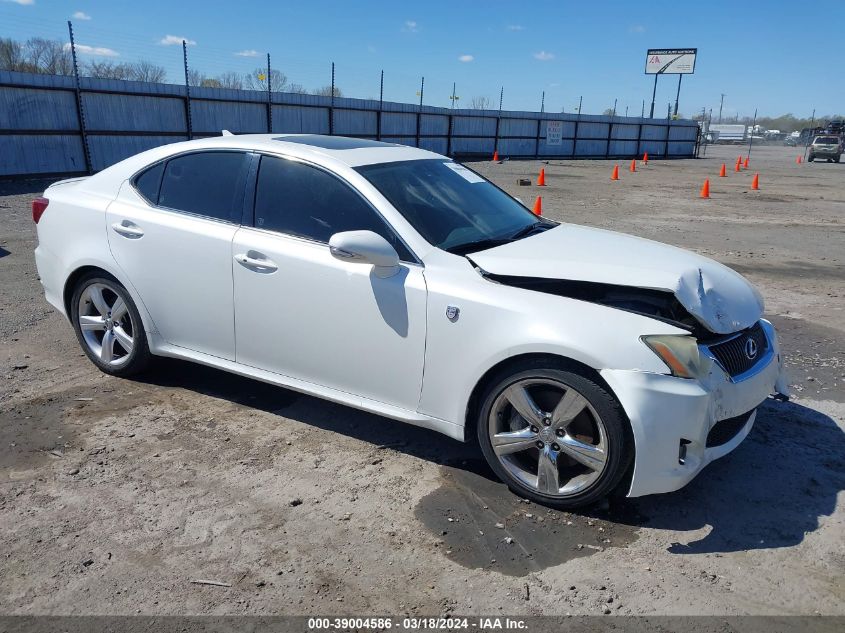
[{"left": 33, "top": 134, "right": 788, "bottom": 508}]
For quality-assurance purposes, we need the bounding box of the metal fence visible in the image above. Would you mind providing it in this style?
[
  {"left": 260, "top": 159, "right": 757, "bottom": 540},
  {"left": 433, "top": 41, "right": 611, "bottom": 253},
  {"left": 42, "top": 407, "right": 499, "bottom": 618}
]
[{"left": 0, "top": 68, "right": 700, "bottom": 179}]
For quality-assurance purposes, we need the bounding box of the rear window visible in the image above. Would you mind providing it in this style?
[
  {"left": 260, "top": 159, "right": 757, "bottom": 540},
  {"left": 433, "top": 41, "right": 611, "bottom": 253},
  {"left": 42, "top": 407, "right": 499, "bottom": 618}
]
[
  {"left": 157, "top": 151, "right": 250, "bottom": 223},
  {"left": 814, "top": 137, "right": 839, "bottom": 145}
]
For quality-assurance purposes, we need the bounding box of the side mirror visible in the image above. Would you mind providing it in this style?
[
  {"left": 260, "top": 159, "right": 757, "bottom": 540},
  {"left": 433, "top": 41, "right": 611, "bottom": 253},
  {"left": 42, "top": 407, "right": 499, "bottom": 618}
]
[{"left": 329, "top": 230, "right": 400, "bottom": 278}]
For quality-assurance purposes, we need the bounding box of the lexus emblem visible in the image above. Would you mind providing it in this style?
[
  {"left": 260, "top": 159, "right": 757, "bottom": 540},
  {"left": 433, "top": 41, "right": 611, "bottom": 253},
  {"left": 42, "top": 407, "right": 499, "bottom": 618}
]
[{"left": 744, "top": 337, "right": 758, "bottom": 360}]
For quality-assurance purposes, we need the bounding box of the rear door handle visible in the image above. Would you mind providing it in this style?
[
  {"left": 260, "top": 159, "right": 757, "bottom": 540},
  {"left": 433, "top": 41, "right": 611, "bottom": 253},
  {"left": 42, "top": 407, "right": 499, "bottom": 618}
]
[
  {"left": 235, "top": 252, "right": 278, "bottom": 273},
  {"left": 111, "top": 220, "right": 144, "bottom": 239}
]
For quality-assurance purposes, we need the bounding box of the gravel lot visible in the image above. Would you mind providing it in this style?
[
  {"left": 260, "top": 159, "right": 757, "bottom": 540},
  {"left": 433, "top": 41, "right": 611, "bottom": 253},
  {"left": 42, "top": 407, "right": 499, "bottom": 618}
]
[{"left": 1, "top": 144, "right": 843, "bottom": 616}]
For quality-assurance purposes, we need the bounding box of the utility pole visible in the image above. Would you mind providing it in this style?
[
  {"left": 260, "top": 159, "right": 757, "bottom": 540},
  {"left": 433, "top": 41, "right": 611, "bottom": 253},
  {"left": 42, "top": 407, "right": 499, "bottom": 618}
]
[{"left": 718, "top": 93, "right": 726, "bottom": 123}]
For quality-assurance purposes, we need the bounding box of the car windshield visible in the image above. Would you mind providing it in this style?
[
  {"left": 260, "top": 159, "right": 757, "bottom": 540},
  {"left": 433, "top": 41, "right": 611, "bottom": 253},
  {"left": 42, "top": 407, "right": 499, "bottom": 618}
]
[
  {"left": 355, "top": 159, "right": 551, "bottom": 253},
  {"left": 815, "top": 137, "right": 839, "bottom": 144}
]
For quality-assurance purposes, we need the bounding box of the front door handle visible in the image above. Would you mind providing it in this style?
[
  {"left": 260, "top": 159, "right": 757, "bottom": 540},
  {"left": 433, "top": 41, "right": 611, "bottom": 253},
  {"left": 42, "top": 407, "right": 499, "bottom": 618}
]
[
  {"left": 111, "top": 220, "right": 144, "bottom": 239},
  {"left": 234, "top": 252, "right": 278, "bottom": 273}
]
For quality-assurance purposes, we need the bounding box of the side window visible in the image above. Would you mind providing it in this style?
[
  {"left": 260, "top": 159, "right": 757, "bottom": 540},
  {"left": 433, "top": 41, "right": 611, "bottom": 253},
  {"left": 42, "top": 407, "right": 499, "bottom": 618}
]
[
  {"left": 254, "top": 155, "right": 414, "bottom": 262},
  {"left": 133, "top": 161, "right": 164, "bottom": 204},
  {"left": 158, "top": 151, "right": 249, "bottom": 223}
]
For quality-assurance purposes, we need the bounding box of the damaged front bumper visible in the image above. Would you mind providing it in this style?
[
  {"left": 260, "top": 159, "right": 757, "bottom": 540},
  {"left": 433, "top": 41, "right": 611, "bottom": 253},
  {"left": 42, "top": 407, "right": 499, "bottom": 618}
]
[{"left": 600, "top": 319, "right": 788, "bottom": 498}]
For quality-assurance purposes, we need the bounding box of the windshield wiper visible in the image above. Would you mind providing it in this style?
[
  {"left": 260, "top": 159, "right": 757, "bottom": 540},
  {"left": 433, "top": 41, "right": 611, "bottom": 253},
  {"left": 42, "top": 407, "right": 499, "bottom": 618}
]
[
  {"left": 444, "top": 237, "right": 514, "bottom": 256},
  {"left": 509, "top": 220, "right": 555, "bottom": 240}
]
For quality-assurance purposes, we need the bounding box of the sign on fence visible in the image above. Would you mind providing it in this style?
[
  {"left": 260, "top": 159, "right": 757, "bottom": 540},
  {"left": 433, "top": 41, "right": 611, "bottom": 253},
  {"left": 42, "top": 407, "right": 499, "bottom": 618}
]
[
  {"left": 645, "top": 49, "right": 697, "bottom": 74},
  {"left": 546, "top": 120, "right": 563, "bottom": 145}
]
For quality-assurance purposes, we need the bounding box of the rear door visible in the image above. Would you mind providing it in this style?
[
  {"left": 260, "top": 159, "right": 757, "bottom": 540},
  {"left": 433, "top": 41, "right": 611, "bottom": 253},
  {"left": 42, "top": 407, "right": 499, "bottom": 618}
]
[{"left": 106, "top": 150, "right": 251, "bottom": 360}]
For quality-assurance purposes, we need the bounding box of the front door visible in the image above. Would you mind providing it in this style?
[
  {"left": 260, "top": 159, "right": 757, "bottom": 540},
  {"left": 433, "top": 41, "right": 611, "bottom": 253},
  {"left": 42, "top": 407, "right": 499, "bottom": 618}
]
[{"left": 232, "top": 154, "right": 426, "bottom": 411}]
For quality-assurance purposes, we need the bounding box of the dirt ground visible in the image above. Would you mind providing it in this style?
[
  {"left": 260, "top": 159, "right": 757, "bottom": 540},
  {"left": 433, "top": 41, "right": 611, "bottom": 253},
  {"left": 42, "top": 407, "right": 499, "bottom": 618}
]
[{"left": 1, "top": 144, "right": 843, "bottom": 617}]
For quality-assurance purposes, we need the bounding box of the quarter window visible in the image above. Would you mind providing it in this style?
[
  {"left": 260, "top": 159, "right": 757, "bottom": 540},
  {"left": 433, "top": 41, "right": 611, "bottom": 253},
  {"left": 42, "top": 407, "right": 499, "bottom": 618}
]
[
  {"left": 156, "top": 151, "right": 249, "bottom": 223},
  {"left": 254, "top": 155, "right": 413, "bottom": 261},
  {"left": 133, "top": 161, "right": 164, "bottom": 204}
]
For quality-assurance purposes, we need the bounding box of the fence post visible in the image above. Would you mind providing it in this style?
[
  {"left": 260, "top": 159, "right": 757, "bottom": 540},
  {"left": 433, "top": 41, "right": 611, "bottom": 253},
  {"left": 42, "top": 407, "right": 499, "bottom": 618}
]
[
  {"left": 493, "top": 86, "right": 503, "bottom": 156},
  {"left": 535, "top": 91, "right": 544, "bottom": 159},
  {"left": 605, "top": 112, "right": 613, "bottom": 159},
  {"left": 182, "top": 40, "right": 193, "bottom": 140},
  {"left": 266, "top": 53, "right": 272, "bottom": 133},
  {"left": 446, "top": 113, "right": 453, "bottom": 157},
  {"left": 571, "top": 95, "right": 582, "bottom": 158},
  {"left": 329, "top": 62, "right": 335, "bottom": 135},
  {"left": 636, "top": 116, "right": 643, "bottom": 159},
  {"left": 415, "top": 76, "right": 424, "bottom": 148},
  {"left": 67, "top": 21, "right": 92, "bottom": 174},
  {"left": 665, "top": 103, "right": 671, "bottom": 157},
  {"left": 377, "top": 70, "right": 383, "bottom": 141}
]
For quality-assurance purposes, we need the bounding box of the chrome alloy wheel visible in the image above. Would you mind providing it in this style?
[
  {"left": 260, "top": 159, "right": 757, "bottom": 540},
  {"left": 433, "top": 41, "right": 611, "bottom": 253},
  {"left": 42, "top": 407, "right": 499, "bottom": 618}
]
[
  {"left": 487, "top": 378, "right": 608, "bottom": 497},
  {"left": 77, "top": 282, "right": 135, "bottom": 367}
]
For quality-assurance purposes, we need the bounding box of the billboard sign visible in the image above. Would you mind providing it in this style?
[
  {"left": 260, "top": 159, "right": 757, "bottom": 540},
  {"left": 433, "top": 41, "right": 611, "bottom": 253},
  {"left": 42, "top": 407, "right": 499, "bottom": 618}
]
[
  {"left": 546, "top": 120, "right": 563, "bottom": 145},
  {"left": 645, "top": 49, "right": 697, "bottom": 74}
]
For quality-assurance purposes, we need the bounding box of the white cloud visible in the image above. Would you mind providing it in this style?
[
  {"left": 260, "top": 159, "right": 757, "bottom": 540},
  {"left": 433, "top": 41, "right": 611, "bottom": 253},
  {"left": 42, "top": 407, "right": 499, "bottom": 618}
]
[
  {"left": 72, "top": 11, "right": 91, "bottom": 20},
  {"left": 458, "top": 54, "right": 474, "bottom": 62},
  {"left": 63, "top": 42, "right": 119, "bottom": 57},
  {"left": 234, "top": 49, "right": 258, "bottom": 57},
  {"left": 506, "top": 25, "right": 524, "bottom": 31},
  {"left": 403, "top": 20, "right": 418, "bottom": 32},
  {"left": 533, "top": 51, "right": 555, "bottom": 61},
  {"left": 3, "top": 0, "right": 36, "bottom": 6},
  {"left": 629, "top": 24, "right": 646, "bottom": 33},
  {"left": 160, "top": 35, "right": 196, "bottom": 46}
]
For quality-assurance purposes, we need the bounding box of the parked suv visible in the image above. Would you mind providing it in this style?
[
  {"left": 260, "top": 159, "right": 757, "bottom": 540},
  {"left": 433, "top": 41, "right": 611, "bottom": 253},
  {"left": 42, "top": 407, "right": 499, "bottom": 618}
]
[{"left": 808, "top": 136, "right": 842, "bottom": 162}]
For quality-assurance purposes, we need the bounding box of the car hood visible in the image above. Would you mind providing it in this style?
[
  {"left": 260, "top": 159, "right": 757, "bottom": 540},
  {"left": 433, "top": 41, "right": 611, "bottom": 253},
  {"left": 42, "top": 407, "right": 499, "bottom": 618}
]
[{"left": 468, "top": 224, "right": 764, "bottom": 335}]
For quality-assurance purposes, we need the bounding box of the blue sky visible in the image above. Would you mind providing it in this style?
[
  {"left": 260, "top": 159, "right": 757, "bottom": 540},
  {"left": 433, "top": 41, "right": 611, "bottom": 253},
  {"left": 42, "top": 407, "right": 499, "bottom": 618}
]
[{"left": 2, "top": 0, "right": 844, "bottom": 117}]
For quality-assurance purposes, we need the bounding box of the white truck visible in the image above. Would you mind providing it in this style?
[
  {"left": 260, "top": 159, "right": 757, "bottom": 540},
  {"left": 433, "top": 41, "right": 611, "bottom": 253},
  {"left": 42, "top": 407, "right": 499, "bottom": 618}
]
[{"left": 708, "top": 124, "right": 747, "bottom": 144}]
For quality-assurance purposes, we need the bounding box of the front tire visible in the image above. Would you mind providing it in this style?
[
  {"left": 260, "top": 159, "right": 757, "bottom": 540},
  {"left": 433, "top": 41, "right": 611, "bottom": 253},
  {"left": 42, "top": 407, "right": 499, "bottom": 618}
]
[
  {"left": 476, "top": 360, "right": 633, "bottom": 509},
  {"left": 70, "top": 272, "right": 152, "bottom": 377}
]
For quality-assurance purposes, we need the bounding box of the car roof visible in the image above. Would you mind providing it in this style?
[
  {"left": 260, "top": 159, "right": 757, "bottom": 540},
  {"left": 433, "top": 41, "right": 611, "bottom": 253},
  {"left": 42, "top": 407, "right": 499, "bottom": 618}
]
[
  {"left": 178, "top": 133, "right": 443, "bottom": 167},
  {"left": 81, "top": 133, "right": 447, "bottom": 198}
]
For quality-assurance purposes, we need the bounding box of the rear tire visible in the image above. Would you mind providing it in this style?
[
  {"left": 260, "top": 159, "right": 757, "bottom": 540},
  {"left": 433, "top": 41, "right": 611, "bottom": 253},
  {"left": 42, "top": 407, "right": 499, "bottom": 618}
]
[
  {"left": 476, "top": 359, "right": 633, "bottom": 509},
  {"left": 70, "top": 272, "right": 152, "bottom": 377}
]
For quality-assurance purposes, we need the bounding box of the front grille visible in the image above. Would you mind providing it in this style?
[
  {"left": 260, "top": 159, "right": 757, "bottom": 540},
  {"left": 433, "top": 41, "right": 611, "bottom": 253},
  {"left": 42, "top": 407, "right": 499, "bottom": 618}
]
[
  {"left": 706, "top": 409, "right": 755, "bottom": 447},
  {"left": 707, "top": 322, "right": 768, "bottom": 378}
]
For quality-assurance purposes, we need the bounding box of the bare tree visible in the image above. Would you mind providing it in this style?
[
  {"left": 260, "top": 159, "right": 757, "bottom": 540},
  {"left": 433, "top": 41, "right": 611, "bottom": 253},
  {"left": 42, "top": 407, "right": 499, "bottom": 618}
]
[
  {"left": 470, "top": 96, "right": 490, "bottom": 110},
  {"left": 287, "top": 82, "right": 307, "bottom": 94},
  {"left": 84, "top": 61, "right": 132, "bottom": 80},
  {"left": 216, "top": 71, "right": 243, "bottom": 90},
  {"left": 312, "top": 85, "right": 342, "bottom": 98},
  {"left": 25, "top": 38, "right": 72, "bottom": 75},
  {"left": 186, "top": 68, "right": 207, "bottom": 87},
  {"left": 0, "top": 38, "right": 29, "bottom": 72},
  {"left": 244, "top": 68, "right": 287, "bottom": 92},
  {"left": 129, "top": 60, "right": 166, "bottom": 83}
]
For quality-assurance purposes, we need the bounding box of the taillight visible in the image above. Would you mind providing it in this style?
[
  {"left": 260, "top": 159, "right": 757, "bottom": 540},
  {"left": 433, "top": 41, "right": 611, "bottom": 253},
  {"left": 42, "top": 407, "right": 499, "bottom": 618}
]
[{"left": 32, "top": 197, "right": 49, "bottom": 224}]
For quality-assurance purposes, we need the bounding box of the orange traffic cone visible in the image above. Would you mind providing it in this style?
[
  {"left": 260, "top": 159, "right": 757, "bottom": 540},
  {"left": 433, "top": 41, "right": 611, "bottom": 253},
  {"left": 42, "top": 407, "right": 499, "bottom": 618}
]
[
  {"left": 751, "top": 173, "right": 759, "bottom": 190},
  {"left": 796, "top": 155, "right": 802, "bottom": 164},
  {"left": 537, "top": 168, "right": 546, "bottom": 186},
  {"left": 532, "top": 196, "right": 542, "bottom": 215},
  {"left": 643, "top": 152, "right": 649, "bottom": 164},
  {"left": 630, "top": 159, "right": 637, "bottom": 173},
  {"left": 743, "top": 156, "right": 749, "bottom": 169},
  {"left": 700, "top": 178, "right": 710, "bottom": 199},
  {"left": 493, "top": 150, "right": 499, "bottom": 162},
  {"left": 735, "top": 158, "right": 742, "bottom": 172},
  {"left": 719, "top": 163, "right": 727, "bottom": 177},
  {"left": 611, "top": 165, "right": 619, "bottom": 180}
]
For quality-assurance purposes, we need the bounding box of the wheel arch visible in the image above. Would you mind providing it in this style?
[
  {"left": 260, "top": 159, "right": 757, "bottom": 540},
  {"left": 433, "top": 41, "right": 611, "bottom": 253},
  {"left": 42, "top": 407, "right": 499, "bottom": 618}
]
[
  {"left": 62, "top": 263, "right": 157, "bottom": 336},
  {"left": 463, "top": 352, "right": 626, "bottom": 443}
]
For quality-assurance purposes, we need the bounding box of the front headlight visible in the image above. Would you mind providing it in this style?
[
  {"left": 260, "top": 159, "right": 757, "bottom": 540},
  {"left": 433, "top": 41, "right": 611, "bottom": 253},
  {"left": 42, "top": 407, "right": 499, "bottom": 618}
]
[{"left": 641, "top": 334, "right": 702, "bottom": 379}]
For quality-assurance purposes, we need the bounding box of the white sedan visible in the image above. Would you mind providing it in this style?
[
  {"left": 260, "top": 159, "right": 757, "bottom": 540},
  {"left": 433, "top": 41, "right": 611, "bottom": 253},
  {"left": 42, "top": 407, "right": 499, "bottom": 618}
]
[{"left": 33, "top": 134, "right": 789, "bottom": 508}]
